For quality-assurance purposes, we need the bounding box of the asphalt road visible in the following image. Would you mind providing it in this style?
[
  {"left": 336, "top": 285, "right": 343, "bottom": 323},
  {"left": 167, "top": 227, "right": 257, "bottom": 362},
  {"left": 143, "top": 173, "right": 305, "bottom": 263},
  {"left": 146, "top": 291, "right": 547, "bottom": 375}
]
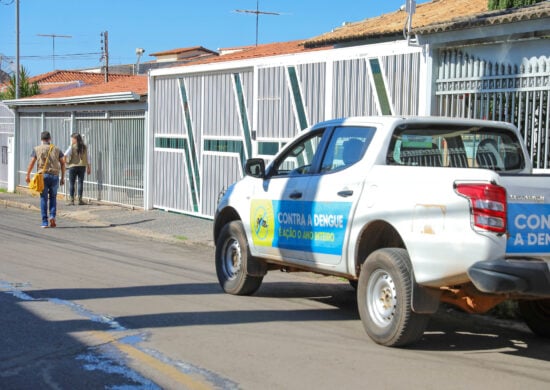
[{"left": 1, "top": 206, "right": 550, "bottom": 389}]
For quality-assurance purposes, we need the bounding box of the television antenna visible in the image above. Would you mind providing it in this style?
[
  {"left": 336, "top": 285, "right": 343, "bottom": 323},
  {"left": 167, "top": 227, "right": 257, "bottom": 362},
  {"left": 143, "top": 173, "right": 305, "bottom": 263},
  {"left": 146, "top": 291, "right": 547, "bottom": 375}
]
[
  {"left": 37, "top": 33, "right": 72, "bottom": 70},
  {"left": 235, "top": 0, "right": 280, "bottom": 46}
]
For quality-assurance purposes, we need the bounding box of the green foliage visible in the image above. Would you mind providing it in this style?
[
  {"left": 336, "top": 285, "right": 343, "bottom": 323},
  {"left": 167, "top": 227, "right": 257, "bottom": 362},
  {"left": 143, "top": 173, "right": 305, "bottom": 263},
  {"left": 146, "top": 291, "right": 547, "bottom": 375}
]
[
  {"left": 0, "top": 66, "right": 40, "bottom": 100},
  {"left": 488, "top": 0, "right": 544, "bottom": 10}
]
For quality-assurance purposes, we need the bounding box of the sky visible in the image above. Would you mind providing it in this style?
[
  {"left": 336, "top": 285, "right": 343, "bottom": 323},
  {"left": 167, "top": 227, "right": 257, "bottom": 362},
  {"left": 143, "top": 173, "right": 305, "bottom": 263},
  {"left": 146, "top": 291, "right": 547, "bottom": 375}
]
[{"left": 0, "top": 0, "right": 428, "bottom": 77}]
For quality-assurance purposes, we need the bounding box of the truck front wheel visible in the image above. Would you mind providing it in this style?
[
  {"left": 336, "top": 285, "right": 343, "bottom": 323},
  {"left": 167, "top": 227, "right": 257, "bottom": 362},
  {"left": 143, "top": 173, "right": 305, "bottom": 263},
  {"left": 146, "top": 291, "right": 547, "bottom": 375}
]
[
  {"left": 357, "top": 248, "right": 429, "bottom": 347},
  {"left": 215, "top": 221, "right": 263, "bottom": 295},
  {"left": 519, "top": 299, "right": 550, "bottom": 338}
]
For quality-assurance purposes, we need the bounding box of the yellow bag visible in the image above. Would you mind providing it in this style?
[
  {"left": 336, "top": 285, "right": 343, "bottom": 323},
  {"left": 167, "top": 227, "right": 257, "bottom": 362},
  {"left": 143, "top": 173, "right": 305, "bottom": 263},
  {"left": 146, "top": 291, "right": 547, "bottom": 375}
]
[{"left": 29, "top": 172, "right": 44, "bottom": 193}]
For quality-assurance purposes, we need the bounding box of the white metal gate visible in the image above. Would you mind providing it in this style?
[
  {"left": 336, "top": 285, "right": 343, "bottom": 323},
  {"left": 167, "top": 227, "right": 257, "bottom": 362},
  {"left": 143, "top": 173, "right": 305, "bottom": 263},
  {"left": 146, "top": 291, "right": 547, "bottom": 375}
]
[
  {"left": 436, "top": 49, "right": 550, "bottom": 169},
  {"left": 0, "top": 102, "right": 15, "bottom": 189},
  {"left": 17, "top": 110, "right": 145, "bottom": 207},
  {"left": 150, "top": 42, "right": 423, "bottom": 218}
]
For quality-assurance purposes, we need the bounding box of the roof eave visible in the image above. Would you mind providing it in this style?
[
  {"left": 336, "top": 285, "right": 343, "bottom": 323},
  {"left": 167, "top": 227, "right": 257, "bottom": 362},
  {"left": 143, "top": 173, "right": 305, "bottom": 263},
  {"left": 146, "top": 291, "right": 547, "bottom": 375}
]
[
  {"left": 304, "top": 32, "right": 402, "bottom": 48},
  {"left": 3, "top": 92, "right": 144, "bottom": 107}
]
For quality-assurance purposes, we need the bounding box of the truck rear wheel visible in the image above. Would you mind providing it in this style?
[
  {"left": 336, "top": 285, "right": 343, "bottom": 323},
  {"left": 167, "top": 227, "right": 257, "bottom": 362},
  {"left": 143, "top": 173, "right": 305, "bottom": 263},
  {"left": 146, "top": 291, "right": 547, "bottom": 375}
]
[
  {"left": 518, "top": 299, "right": 550, "bottom": 338},
  {"left": 357, "top": 248, "right": 429, "bottom": 347},
  {"left": 216, "top": 221, "right": 263, "bottom": 295}
]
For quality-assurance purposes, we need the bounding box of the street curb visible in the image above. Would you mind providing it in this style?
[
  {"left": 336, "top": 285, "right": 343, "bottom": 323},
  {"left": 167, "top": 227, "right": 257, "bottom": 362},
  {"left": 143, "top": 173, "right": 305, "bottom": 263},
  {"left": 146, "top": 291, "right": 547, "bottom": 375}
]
[{"left": 3, "top": 199, "right": 39, "bottom": 212}]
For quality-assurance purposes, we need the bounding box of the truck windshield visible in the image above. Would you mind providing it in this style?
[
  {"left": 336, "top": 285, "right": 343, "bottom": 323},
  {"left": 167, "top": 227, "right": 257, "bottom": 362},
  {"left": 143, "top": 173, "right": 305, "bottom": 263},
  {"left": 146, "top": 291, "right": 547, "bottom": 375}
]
[{"left": 387, "top": 125, "right": 525, "bottom": 171}]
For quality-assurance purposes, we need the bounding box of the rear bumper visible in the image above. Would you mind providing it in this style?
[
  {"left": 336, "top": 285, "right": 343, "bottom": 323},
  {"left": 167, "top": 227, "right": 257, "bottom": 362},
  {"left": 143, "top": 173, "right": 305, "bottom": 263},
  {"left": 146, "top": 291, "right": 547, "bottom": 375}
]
[{"left": 468, "top": 259, "right": 550, "bottom": 297}]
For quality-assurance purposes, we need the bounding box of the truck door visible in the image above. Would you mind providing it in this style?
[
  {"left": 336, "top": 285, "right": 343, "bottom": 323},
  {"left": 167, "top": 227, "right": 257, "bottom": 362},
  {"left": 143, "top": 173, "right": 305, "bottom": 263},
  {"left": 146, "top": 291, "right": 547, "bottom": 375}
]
[
  {"left": 305, "top": 125, "right": 377, "bottom": 265},
  {"left": 249, "top": 129, "right": 326, "bottom": 263}
]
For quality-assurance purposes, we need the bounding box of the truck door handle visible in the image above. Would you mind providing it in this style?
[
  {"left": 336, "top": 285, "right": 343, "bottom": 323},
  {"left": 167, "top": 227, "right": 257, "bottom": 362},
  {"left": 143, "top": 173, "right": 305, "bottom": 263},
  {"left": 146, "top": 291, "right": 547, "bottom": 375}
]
[
  {"left": 289, "top": 191, "right": 302, "bottom": 199},
  {"left": 337, "top": 190, "right": 354, "bottom": 197}
]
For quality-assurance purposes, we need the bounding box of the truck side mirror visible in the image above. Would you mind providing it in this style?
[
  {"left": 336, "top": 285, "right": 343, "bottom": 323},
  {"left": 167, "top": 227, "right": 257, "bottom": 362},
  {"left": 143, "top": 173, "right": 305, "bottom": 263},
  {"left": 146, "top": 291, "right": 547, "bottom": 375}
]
[{"left": 245, "top": 158, "right": 265, "bottom": 178}]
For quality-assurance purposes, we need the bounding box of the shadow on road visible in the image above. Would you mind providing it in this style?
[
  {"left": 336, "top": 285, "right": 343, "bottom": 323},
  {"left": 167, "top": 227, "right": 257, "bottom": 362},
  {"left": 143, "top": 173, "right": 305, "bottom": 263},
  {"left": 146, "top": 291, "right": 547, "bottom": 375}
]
[
  {"left": 30, "top": 283, "right": 223, "bottom": 300},
  {"left": 0, "top": 293, "right": 152, "bottom": 388},
  {"left": 24, "top": 280, "right": 550, "bottom": 362}
]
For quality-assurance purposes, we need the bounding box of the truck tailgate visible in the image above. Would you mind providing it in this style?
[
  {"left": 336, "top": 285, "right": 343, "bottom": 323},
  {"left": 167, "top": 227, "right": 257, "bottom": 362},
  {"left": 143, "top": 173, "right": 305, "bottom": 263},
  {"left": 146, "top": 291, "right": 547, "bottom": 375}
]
[{"left": 500, "top": 174, "right": 550, "bottom": 258}]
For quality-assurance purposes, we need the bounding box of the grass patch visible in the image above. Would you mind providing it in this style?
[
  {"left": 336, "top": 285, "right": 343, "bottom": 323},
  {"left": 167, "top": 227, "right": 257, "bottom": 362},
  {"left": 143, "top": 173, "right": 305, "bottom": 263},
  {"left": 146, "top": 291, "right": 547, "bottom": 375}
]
[
  {"left": 0, "top": 188, "right": 7, "bottom": 193},
  {"left": 173, "top": 235, "right": 188, "bottom": 241}
]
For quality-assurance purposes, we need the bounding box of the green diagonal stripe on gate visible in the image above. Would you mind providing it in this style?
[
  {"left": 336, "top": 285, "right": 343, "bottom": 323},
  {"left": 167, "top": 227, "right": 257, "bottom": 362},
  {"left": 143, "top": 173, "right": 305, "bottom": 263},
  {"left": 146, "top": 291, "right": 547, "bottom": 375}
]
[
  {"left": 233, "top": 73, "right": 252, "bottom": 160},
  {"left": 178, "top": 79, "right": 200, "bottom": 212}
]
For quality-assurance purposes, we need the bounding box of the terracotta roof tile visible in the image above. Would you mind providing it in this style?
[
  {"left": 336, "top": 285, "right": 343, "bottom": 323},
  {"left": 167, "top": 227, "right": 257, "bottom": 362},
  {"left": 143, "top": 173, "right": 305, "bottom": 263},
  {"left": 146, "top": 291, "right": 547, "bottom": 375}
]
[
  {"left": 305, "top": 0, "right": 489, "bottom": 47},
  {"left": 30, "top": 70, "right": 134, "bottom": 85},
  {"left": 415, "top": 1, "right": 550, "bottom": 34},
  {"left": 26, "top": 75, "right": 147, "bottom": 99},
  {"left": 188, "top": 39, "right": 331, "bottom": 66}
]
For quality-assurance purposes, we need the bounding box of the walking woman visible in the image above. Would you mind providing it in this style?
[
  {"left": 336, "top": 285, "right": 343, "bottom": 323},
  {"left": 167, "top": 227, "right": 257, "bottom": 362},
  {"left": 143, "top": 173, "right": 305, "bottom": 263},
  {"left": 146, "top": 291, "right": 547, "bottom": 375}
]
[{"left": 64, "top": 133, "right": 91, "bottom": 205}]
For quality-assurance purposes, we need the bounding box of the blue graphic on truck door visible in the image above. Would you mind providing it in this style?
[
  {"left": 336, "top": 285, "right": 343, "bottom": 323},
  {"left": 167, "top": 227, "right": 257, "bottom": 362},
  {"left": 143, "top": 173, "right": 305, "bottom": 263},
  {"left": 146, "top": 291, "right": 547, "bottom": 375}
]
[
  {"left": 507, "top": 203, "right": 550, "bottom": 254},
  {"left": 250, "top": 200, "right": 352, "bottom": 255}
]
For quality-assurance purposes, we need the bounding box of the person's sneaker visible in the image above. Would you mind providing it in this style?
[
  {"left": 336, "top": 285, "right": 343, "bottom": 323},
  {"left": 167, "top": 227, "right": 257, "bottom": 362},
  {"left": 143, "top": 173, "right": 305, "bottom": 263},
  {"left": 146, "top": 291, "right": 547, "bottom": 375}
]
[
  {"left": 41, "top": 222, "right": 49, "bottom": 228},
  {"left": 78, "top": 199, "right": 85, "bottom": 205},
  {"left": 67, "top": 199, "right": 75, "bottom": 206},
  {"left": 49, "top": 218, "right": 56, "bottom": 228}
]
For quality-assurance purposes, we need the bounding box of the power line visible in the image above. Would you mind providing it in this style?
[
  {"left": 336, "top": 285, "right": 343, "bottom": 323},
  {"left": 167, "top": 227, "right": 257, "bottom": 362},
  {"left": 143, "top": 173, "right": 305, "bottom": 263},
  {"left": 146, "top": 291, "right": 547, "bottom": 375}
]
[
  {"left": 37, "top": 33, "right": 72, "bottom": 70},
  {"left": 10, "top": 52, "right": 102, "bottom": 60},
  {"left": 235, "top": 0, "right": 280, "bottom": 46}
]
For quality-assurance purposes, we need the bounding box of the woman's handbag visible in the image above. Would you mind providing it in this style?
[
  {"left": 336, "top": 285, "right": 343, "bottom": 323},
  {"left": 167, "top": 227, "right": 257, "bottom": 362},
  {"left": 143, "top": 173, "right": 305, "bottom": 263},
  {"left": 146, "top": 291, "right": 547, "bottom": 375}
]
[{"left": 30, "top": 144, "right": 54, "bottom": 194}]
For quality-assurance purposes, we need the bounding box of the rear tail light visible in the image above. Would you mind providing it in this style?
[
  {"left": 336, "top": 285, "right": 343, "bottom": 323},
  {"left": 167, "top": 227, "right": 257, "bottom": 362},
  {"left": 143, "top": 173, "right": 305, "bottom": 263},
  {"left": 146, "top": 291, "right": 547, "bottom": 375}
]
[{"left": 455, "top": 183, "right": 507, "bottom": 234}]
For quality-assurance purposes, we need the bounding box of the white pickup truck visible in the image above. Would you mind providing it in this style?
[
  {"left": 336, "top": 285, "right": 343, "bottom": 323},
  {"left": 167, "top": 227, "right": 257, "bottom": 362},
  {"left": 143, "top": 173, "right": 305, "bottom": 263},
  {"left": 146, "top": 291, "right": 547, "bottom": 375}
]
[{"left": 213, "top": 116, "right": 550, "bottom": 347}]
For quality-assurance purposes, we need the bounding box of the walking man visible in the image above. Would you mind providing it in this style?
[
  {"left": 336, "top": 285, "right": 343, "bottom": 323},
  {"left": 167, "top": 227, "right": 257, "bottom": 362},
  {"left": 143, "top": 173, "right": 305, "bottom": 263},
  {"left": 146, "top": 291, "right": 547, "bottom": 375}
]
[{"left": 25, "top": 131, "right": 65, "bottom": 228}]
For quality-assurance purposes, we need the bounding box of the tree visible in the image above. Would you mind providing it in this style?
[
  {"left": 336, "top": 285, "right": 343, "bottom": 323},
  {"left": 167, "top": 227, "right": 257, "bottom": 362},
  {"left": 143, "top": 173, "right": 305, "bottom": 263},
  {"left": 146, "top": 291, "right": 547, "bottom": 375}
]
[
  {"left": 0, "top": 66, "right": 40, "bottom": 100},
  {"left": 488, "top": 0, "right": 544, "bottom": 10}
]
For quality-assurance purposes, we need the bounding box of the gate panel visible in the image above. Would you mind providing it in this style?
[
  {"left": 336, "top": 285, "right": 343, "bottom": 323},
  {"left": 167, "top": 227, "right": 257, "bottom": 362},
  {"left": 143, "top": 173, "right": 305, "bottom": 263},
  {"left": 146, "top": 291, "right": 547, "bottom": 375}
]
[
  {"left": 380, "top": 52, "right": 421, "bottom": 115},
  {"left": 332, "top": 58, "right": 377, "bottom": 118},
  {"left": 436, "top": 49, "right": 550, "bottom": 169},
  {"left": 257, "top": 66, "right": 298, "bottom": 139},
  {"left": 201, "top": 154, "right": 242, "bottom": 217},
  {"left": 153, "top": 149, "right": 191, "bottom": 212}
]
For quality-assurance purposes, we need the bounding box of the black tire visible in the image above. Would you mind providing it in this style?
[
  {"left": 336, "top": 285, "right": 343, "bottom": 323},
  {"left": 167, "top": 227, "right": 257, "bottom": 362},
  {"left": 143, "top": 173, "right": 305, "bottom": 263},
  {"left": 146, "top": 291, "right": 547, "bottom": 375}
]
[
  {"left": 215, "top": 221, "right": 263, "bottom": 295},
  {"left": 518, "top": 299, "right": 550, "bottom": 338},
  {"left": 357, "top": 248, "right": 429, "bottom": 347}
]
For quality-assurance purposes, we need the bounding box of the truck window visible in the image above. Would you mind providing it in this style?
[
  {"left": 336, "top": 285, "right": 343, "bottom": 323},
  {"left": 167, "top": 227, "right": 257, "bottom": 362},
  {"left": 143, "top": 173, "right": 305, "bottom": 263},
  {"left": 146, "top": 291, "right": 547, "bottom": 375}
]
[
  {"left": 387, "top": 125, "right": 525, "bottom": 171},
  {"left": 269, "top": 130, "right": 324, "bottom": 177},
  {"left": 320, "top": 126, "right": 376, "bottom": 172}
]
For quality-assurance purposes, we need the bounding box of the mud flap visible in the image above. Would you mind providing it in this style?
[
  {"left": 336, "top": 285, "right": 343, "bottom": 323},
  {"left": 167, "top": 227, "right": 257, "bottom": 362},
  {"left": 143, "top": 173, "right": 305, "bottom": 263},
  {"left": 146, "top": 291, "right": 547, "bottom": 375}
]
[
  {"left": 412, "top": 282, "right": 441, "bottom": 314},
  {"left": 247, "top": 255, "right": 268, "bottom": 277}
]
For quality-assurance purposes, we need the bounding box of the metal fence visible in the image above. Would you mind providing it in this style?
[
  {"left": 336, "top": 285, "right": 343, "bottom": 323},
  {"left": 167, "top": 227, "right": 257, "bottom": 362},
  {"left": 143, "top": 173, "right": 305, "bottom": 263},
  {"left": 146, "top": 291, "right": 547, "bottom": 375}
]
[
  {"left": 150, "top": 42, "right": 423, "bottom": 218},
  {"left": 17, "top": 110, "right": 145, "bottom": 207},
  {"left": 436, "top": 49, "right": 550, "bottom": 169},
  {"left": 0, "top": 103, "right": 15, "bottom": 189}
]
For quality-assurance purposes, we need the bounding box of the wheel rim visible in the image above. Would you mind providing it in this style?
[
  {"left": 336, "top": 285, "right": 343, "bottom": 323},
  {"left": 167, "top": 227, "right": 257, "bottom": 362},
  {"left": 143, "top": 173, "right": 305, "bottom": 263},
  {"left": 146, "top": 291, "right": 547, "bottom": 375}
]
[
  {"left": 222, "top": 237, "right": 242, "bottom": 280},
  {"left": 366, "top": 269, "right": 397, "bottom": 328}
]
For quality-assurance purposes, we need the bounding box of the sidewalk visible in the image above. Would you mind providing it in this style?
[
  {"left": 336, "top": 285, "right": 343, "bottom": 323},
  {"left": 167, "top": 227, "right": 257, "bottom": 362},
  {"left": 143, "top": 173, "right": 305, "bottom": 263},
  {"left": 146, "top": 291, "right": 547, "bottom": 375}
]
[{"left": 0, "top": 188, "right": 214, "bottom": 247}]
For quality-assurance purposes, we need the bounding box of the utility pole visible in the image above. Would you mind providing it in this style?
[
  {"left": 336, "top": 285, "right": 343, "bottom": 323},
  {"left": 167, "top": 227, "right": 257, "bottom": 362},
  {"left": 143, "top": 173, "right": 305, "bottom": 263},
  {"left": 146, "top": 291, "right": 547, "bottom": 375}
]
[
  {"left": 100, "top": 31, "right": 109, "bottom": 82},
  {"left": 15, "top": 0, "right": 19, "bottom": 98},
  {"left": 37, "top": 33, "right": 72, "bottom": 70},
  {"left": 235, "top": 0, "right": 280, "bottom": 46}
]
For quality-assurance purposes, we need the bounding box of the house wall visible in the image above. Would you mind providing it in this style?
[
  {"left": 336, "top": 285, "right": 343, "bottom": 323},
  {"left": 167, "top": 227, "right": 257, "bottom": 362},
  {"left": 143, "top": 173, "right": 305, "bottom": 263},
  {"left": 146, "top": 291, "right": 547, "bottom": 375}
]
[
  {"left": 0, "top": 103, "right": 15, "bottom": 189},
  {"left": 149, "top": 41, "right": 423, "bottom": 218},
  {"left": 16, "top": 106, "right": 146, "bottom": 207}
]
